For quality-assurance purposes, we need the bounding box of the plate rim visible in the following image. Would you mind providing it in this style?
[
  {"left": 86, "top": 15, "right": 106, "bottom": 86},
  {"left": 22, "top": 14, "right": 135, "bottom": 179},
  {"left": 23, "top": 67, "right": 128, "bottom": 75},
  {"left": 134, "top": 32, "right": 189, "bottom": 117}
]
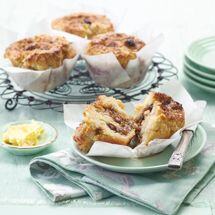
[
  {"left": 186, "top": 36, "right": 215, "bottom": 72},
  {"left": 184, "top": 55, "right": 215, "bottom": 76},
  {"left": 72, "top": 125, "right": 206, "bottom": 173},
  {"left": 184, "top": 57, "right": 215, "bottom": 80},
  {"left": 184, "top": 71, "right": 215, "bottom": 93},
  {"left": 183, "top": 65, "right": 215, "bottom": 87}
]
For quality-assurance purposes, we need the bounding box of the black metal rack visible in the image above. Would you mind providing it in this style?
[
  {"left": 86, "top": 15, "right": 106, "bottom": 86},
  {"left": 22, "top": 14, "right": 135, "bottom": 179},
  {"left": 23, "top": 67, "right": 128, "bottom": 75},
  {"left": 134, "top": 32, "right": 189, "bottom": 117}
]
[{"left": 0, "top": 53, "right": 178, "bottom": 112}]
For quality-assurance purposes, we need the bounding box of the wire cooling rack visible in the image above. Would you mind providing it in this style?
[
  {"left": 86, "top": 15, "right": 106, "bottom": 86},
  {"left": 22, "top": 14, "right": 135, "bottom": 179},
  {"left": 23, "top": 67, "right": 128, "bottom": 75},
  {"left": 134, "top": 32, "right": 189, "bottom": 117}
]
[{"left": 0, "top": 53, "right": 178, "bottom": 112}]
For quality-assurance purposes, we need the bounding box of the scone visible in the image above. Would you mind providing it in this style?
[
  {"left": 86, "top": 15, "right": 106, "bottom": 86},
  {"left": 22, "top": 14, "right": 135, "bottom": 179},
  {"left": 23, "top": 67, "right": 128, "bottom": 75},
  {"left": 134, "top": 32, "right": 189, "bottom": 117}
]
[
  {"left": 133, "top": 92, "right": 185, "bottom": 145},
  {"left": 85, "top": 32, "right": 145, "bottom": 69},
  {"left": 52, "top": 12, "right": 114, "bottom": 39},
  {"left": 73, "top": 95, "right": 137, "bottom": 152},
  {"left": 4, "top": 34, "right": 76, "bottom": 70}
]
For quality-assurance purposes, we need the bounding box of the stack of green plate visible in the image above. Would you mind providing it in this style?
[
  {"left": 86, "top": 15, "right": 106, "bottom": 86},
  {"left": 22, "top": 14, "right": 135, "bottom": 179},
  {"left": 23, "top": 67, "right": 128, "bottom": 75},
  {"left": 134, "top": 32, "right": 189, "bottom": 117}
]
[{"left": 184, "top": 36, "right": 215, "bottom": 93}]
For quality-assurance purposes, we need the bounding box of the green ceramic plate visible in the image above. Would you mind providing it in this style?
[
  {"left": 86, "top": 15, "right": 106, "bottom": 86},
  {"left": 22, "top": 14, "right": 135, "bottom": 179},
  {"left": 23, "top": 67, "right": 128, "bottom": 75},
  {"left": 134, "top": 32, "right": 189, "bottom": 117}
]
[
  {"left": 184, "top": 57, "right": 215, "bottom": 80},
  {"left": 186, "top": 36, "right": 215, "bottom": 73},
  {"left": 0, "top": 120, "right": 57, "bottom": 156},
  {"left": 72, "top": 125, "right": 206, "bottom": 173},
  {"left": 184, "top": 65, "right": 215, "bottom": 87},
  {"left": 184, "top": 71, "right": 215, "bottom": 93}
]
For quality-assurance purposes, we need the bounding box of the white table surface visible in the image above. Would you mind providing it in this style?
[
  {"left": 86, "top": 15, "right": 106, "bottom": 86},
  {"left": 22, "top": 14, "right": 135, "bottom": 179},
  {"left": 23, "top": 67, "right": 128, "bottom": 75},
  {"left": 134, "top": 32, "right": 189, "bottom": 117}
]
[{"left": 0, "top": 0, "right": 215, "bottom": 214}]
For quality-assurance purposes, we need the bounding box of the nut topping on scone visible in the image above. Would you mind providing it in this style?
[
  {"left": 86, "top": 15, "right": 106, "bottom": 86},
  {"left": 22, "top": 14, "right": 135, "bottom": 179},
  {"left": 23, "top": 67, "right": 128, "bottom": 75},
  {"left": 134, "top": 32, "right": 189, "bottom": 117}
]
[
  {"left": 4, "top": 34, "right": 76, "bottom": 70},
  {"left": 133, "top": 92, "right": 185, "bottom": 145},
  {"left": 86, "top": 33, "right": 145, "bottom": 68},
  {"left": 52, "top": 12, "right": 114, "bottom": 39}
]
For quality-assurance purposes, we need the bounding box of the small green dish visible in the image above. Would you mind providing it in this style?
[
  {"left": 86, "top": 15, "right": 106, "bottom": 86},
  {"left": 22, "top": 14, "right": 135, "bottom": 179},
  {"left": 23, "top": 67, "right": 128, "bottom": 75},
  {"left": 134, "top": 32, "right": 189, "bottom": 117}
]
[
  {"left": 72, "top": 125, "right": 206, "bottom": 173},
  {"left": 184, "top": 65, "right": 215, "bottom": 87},
  {"left": 184, "top": 70, "right": 215, "bottom": 94},
  {"left": 186, "top": 36, "right": 215, "bottom": 73},
  {"left": 0, "top": 120, "right": 57, "bottom": 156}
]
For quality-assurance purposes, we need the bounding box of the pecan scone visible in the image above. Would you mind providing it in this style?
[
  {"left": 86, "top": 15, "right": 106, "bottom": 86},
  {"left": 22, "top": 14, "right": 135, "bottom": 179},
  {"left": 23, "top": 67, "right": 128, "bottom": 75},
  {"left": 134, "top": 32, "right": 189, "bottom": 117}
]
[
  {"left": 133, "top": 92, "right": 185, "bottom": 145},
  {"left": 4, "top": 34, "right": 76, "bottom": 70},
  {"left": 73, "top": 95, "right": 137, "bottom": 152},
  {"left": 85, "top": 32, "right": 145, "bottom": 68},
  {"left": 52, "top": 12, "right": 114, "bottom": 39}
]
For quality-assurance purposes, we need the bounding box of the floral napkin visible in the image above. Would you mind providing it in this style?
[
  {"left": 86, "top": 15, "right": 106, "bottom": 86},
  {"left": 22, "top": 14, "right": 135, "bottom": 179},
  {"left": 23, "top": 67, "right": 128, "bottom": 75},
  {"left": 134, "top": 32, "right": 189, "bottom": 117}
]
[{"left": 29, "top": 123, "right": 215, "bottom": 215}]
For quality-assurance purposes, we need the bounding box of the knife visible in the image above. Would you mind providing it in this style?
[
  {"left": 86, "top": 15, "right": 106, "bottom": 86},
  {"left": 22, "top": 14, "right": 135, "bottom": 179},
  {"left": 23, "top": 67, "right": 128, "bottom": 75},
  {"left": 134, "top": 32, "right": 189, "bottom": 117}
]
[{"left": 168, "top": 127, "right": 195, "bottom": 170}]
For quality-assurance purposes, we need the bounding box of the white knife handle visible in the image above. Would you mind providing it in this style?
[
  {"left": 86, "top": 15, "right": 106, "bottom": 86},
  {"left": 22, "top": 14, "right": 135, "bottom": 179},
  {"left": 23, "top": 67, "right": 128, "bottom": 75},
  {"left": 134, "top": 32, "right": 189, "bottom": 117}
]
[{"left": 168, "top": 130, "right": 193, "bottom": 170}]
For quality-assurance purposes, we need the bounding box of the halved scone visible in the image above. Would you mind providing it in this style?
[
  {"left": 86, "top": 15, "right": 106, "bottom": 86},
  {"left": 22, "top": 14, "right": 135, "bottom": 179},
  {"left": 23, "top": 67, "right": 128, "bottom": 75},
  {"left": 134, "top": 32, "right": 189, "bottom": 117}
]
[
  {"left": 133, "top": 92, "right": 185, "bottom": 145},
  {"left": 73, "top": 95, "right": 136, "bottom": 152}
]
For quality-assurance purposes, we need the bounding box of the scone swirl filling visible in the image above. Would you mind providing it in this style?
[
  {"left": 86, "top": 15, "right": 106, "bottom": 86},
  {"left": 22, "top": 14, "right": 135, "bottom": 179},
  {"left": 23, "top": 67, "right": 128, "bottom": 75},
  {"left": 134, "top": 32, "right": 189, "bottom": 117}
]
[
  {"left": 135, "top": 104, "right": 153, "bottom": 125},
  {"left": 102, "top": 108, "right": 134, "bottom": 135}
]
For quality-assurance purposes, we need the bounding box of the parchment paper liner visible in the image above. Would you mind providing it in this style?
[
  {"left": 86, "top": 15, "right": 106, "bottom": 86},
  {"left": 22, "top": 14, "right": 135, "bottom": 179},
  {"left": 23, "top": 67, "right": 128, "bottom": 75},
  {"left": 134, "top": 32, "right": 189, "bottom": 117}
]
[
  {"left": 64, "top": 80, "right": 206, "bottom": 158},
  {"left": 3, "top": 56, "right": 79, "bottom": 93}
]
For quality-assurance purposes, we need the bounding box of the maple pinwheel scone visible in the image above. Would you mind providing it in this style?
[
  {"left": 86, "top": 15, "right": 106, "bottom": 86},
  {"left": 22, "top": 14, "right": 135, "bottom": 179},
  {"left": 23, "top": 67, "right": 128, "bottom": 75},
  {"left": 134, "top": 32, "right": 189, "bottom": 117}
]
[
  {"left": 4, "top": 34, "right": 76, "bottom": 70},
  {"left": 83, "top": 32, "right": 161, "bottom": 88},
  {"left": 86, "top": 33, "right": 145, "bottom": 69},
  {"left": 52, "top": 12, "right": 114, "bottom": 39},
  {"left": 4, "top": 34, "right": 79, "bottom": 92},
  {"left": 73, "top": 95, "right": 137, "bottom": 153},
  {"left": 133, "top": 92, "right": 185, "bottom": 146}
]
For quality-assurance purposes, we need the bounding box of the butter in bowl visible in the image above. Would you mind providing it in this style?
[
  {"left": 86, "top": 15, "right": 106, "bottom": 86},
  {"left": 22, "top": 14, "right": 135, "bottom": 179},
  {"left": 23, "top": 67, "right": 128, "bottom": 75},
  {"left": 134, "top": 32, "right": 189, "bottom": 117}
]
[{"left": 0, "top": 120, "right": 57, "bottom": 155}]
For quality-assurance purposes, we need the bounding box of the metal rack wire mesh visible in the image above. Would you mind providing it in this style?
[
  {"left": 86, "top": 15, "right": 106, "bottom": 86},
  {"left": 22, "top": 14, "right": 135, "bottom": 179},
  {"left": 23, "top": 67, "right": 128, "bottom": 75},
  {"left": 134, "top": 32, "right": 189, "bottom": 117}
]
[{"left": 0, "top": 53, "right": 178, "bottom": 112}]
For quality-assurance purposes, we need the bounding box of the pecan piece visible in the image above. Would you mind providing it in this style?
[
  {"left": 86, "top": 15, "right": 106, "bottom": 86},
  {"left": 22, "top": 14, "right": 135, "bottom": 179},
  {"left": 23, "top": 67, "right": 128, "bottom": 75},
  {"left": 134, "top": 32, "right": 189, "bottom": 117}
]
[{"left": 125, "top": 39, "right": 136, "bottom": 47}]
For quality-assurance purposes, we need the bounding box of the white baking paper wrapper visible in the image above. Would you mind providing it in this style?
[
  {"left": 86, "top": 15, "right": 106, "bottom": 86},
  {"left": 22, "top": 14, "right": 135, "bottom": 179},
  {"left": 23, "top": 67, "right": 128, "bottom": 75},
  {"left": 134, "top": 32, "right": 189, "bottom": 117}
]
[
  {"left": 0, "top": 19, "right": 80, "bottom": 93},
  {"left": 64, "top": 80, "right": 206, "bottom": 158}
]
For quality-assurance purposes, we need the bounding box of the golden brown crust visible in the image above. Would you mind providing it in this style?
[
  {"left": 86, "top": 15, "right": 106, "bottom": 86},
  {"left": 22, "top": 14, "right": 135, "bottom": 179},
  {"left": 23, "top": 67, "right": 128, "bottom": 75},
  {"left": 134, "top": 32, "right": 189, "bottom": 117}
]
[
  {"left": 86, "top": 33, "right": 145, "bottom": 68},
  {"left": 4, "top": 34, "right": 76, "bottom": 70},
  {"left": 73, "top": 95, "right": 136, "bottom": 152},
  {"left": 52, "top": 12, "right": 114, "bottom": 39},
  {"left": 133, "top": 92, "right": 185, "bottom": 145}
]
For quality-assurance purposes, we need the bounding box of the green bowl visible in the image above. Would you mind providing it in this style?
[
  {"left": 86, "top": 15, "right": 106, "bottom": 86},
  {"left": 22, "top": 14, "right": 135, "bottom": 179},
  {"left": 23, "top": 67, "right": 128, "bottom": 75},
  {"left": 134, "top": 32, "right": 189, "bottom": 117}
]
[
  {"left": 186, "top": 36, "right": 215, "bottom": 73},
  {"left": 0, "top": 120, "right": 57, "bottom": 156},
  {"left": 72, "top": 125, "right": 206, "bottom": 173}
]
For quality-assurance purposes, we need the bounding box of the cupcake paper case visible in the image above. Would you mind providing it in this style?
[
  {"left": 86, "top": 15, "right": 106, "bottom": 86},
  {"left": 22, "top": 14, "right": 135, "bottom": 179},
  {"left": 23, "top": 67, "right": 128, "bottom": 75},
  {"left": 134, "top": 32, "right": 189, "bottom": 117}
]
[{"left": 3, "top": 56, "right": 79, "bottom": 92}]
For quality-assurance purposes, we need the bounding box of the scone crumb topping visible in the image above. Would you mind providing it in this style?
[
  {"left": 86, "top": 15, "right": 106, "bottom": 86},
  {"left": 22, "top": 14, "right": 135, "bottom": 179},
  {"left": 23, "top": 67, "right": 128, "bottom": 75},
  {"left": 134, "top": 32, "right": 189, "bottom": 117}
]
[
  {"left": 4, "top": 34, "right": 76, "bottom": 70},
  {"left": 52, "top": 12, "right": 114, "bottom": 39},
  {"left": 86, "top": 33, "right": 145, "bottom": 68}
]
